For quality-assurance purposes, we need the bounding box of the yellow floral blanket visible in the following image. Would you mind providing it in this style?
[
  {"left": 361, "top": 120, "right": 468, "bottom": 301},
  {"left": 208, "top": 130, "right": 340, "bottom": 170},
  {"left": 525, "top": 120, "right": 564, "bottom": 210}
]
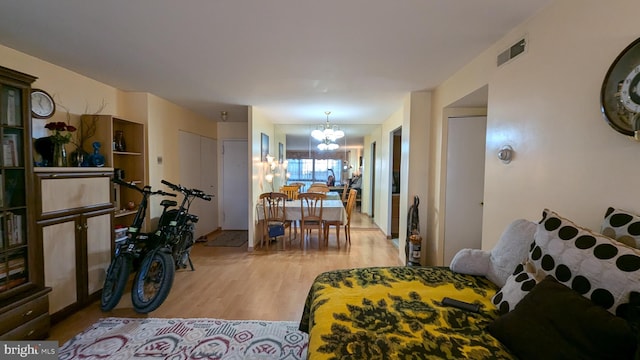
[{"left": 299, "top": 266, "right": 515, "bottom": 359}]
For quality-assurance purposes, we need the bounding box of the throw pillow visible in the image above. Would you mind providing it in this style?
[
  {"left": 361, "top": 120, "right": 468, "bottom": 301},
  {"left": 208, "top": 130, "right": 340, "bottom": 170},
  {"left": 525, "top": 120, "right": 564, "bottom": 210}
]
[
  {"left": 532, "top": 209, "right": 640, "bottom": 315},
  {"left": 450, "top": 219, "right": 536, "bottom": 287},
  {"left": 488, "top": 276, "right": 636, "bottom": 360},
  {"left": 601, "top": 207, "right": 640, "bottom": 248},
  {"left": 491, "top": 261, "right": 537, "bottom": 314}
]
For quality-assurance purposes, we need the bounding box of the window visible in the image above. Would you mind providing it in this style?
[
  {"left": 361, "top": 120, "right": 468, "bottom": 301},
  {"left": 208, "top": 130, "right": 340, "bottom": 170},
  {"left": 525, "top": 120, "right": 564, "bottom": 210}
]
[{"left": 287, "top": 158, "right": 343, "bottom": 188}]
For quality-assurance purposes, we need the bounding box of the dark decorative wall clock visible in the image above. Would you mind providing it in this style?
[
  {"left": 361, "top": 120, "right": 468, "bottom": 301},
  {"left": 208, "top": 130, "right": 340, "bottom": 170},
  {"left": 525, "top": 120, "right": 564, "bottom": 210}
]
[
  {"left": 30, "top": 88, "right": 55, "bottom": 119},
  {"left": 601, "top": 37, "right": 640, "bottom": 139}
]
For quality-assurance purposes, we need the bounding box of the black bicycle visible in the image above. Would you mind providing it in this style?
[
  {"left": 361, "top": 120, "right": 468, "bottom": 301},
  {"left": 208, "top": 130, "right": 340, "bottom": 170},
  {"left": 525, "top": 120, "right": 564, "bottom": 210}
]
[
  {"left": 130, "top": 179, "right": 212, "bottom": 313},
  {"left": 100, "top": 178, "right": 176, "bottom": 312}
]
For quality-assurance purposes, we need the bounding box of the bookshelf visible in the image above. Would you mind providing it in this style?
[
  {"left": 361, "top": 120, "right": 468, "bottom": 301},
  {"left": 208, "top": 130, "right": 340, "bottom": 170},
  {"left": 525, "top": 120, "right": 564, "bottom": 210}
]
[
  {"left": 0, "top": 66, "right": 51, "bottom": 340},
  {"left": 80, "top": 114, "right": 147, "bottom": 231}
]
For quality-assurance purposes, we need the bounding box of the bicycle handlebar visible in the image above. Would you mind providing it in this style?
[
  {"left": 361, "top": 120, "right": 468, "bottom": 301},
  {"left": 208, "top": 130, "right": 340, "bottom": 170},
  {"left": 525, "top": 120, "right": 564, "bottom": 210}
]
[
  {"left": 113, "top": 178, "right": 177, "bottom": 197},
  {"left": 161, "top": 179, "right": 213, "bottom": 201}
]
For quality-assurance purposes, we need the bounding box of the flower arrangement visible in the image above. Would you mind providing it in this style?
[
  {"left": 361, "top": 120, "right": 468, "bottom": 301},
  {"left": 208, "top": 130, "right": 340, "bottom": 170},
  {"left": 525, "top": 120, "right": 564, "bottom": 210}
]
[{"left": 45, "top": 121, "right": 76, "bottom": 144}]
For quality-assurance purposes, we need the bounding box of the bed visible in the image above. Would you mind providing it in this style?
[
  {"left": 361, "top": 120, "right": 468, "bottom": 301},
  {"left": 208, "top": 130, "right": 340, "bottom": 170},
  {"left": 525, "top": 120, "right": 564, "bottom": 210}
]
[{"left": 299, "top": 266, "right": 515, "bottom": 359}]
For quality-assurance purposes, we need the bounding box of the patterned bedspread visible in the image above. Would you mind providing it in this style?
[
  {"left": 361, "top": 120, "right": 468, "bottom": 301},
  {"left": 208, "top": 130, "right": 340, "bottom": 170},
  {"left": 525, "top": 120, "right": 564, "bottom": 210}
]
[{"left": 299, "top": 266, "right": 515, "bottom": 359}]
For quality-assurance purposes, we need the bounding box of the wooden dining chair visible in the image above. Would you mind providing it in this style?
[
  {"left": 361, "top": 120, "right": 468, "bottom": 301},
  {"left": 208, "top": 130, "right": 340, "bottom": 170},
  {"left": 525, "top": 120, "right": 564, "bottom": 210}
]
[
  {"left": 298, "top": 192, "right": 326, "bottom": 249},
  {"left": 259, "top": 192, "right": 293, "bottom": 249},
  {"left": 344, "top": 189, "right": 358, "bottom": 246},
  {"left": 340, "top": 182, "right": 349, "bottom": 206},
  {"left": 308, "top": 183, "right": 329, "bottom": 193},
  {"left": 289, "top": 182, "right": 305, "bottom": 192},
  {"left": 279, "top": 185, "right": 299, "bottom": 200},
  {"left": 324, "top": 188, "right": 356, "bottom": 248}
]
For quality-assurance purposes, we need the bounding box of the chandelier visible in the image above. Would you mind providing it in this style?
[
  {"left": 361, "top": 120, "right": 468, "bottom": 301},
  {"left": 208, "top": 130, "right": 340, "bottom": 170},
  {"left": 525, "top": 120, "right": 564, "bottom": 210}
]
[
  {"left": 317, "top": 138, "right": 339, "bottom": 151},
  {"left": 311, "top": 111, "right": 344, "bottom": 142}
]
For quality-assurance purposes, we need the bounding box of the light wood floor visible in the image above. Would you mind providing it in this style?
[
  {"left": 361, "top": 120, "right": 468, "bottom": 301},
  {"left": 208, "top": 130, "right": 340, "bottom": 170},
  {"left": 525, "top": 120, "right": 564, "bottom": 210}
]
[{"left": 48, "top": 211, "right": 402, "bottom": 344}]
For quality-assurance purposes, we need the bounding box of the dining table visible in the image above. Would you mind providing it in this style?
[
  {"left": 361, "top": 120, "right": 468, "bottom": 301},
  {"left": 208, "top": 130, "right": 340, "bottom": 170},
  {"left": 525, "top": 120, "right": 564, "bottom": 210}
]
[
  {"left": 255, "top": 199, "right": 346, "bottom": 246},
  {"left": 256, "top": 199, "right": 346, "bottom": 223}
]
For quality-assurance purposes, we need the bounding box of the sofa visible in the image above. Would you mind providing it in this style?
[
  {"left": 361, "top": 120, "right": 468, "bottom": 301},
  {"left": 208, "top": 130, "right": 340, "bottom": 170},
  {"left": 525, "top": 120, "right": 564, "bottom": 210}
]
[{"left": 299, "top": 208, "right": 640, "bottom": 359}]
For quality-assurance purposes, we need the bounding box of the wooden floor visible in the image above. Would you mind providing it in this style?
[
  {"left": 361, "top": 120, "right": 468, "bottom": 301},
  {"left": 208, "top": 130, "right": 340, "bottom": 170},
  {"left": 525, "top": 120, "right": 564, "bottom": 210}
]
[{"left": 48, "top": 211, "right": 402, "bottom": 344}]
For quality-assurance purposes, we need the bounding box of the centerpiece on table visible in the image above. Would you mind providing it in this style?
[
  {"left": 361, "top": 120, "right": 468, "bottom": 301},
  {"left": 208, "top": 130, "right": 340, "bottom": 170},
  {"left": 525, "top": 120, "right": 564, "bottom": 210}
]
[{"left": 45, "top": 121, "right": 76, "bottom": 167}]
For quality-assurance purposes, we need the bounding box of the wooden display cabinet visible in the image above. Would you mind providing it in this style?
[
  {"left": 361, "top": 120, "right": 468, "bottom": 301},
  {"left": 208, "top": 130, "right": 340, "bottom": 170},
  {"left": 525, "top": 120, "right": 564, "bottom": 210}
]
[{"left": 0, "top": 66, "right": 52, "bottom": 340}]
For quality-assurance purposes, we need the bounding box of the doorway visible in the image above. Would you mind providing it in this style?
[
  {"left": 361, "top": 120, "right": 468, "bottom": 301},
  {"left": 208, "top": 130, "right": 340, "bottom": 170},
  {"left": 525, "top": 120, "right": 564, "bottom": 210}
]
[
  {"left": 443, "top": 116, "right": 487, "bottom": 265},
  {"left": 370, "top": 141, "right": 376, "bottom": 218},
  {"left": 222, "top": 140, "right": 249, "bottom": 230},
  {"left": 390, "top": 128, "right": 401, "bottom": 238}
]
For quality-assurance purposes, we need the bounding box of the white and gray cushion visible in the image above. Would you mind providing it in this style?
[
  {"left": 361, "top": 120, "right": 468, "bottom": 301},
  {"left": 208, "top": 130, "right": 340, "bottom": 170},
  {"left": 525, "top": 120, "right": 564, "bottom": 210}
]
[{"left": 601, "top": 207, "right": 640, "bottom": 248}]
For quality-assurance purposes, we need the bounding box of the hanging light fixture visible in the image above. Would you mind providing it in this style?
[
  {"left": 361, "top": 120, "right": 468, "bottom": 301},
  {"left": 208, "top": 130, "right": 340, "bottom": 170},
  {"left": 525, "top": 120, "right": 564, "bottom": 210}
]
[
  {"left": 317, "top": 138, "right": 339, "bottom": 151},
  {"left": 311, "top": 111, "right": 344, "bottom": 142}
]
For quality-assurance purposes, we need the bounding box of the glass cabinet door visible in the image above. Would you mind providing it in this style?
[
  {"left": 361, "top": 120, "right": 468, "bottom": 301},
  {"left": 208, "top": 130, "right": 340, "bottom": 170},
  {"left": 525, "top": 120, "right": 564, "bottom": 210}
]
[{"left": 0, "top": 81, "right": 30, "bottom": 296}]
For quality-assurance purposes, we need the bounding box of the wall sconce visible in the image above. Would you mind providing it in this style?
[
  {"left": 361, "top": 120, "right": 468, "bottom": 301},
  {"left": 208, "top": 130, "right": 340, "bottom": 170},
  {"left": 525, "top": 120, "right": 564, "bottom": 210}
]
[
  {"left": 220, "top": 111, "right": 228, "bottom": 122},
  {"left": 497, "top": 145, "right": 513, "bottom": 164}
]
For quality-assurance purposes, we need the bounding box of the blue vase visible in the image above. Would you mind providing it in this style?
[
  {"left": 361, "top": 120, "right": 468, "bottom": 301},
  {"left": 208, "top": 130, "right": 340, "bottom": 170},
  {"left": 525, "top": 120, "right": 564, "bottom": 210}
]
[{"left": 88, "top": 141, "right": 105, "bottom": 167}]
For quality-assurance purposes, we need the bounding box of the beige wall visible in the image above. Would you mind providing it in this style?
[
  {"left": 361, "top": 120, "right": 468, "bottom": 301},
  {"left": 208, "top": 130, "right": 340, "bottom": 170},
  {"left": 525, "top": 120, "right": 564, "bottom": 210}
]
[
  {"left": 430, "top": 0, "right": 640, "bottom": 263},
  {"left": 0, "top": 44, "right": 218, "bottom": 223},
  {"left": 145, "top": 93, "right": 216, "bottom": 219},
  {"left": 249, "top": 107, "right": 277, "bottom": 250},
  {"left": 363, "top": 92, "right": 430, "bottom": 264}
]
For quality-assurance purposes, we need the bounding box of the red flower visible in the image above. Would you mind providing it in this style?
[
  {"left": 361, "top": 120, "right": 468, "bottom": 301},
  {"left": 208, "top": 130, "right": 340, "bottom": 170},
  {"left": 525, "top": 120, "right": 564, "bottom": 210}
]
[{"left": 45, "top": 121, "right": 76, "bottom": 144}]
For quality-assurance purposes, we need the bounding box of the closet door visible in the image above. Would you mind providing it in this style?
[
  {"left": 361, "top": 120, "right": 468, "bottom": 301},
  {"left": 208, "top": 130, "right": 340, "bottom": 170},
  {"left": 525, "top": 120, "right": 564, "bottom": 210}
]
[{"left": 178, "top": 131, "right": 217, "bottom": 238}]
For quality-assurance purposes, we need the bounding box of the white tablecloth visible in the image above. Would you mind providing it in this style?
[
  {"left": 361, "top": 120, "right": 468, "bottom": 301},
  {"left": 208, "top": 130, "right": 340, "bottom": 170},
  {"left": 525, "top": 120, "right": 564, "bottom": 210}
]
[{"left": 256, "top": 199, "right": 346, "bottom": 223}]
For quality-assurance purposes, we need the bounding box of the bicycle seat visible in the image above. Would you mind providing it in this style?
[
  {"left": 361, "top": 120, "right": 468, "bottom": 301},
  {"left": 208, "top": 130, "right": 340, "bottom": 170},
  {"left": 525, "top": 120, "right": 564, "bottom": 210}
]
[{"left": 160, "top": 199, "right": 178, "bottom": 208}]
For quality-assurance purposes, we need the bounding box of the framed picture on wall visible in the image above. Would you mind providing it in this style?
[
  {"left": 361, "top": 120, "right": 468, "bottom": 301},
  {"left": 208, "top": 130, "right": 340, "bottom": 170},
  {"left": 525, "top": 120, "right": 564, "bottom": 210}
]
[
  {"left": 278, "top": 142, "right": 283, "bottom": 163},
  {"left": 261, "top": 133, "right": 269, "bottom": 162}
]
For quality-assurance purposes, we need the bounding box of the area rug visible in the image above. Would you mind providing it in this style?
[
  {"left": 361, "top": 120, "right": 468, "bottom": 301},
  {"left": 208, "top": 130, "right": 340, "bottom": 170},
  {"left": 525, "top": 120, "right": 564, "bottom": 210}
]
[
  {"left": 205, "top": 230, "right": 248, "bottom": 247},
  {"left": 59, "top": 317, "right": 308, "bottom": 360}
]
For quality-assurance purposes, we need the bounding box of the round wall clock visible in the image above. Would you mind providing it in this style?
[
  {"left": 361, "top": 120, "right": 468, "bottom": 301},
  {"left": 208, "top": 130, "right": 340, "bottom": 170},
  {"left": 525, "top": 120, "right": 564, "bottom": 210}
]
[
  {"left": 30, "top": 89, "right": 55, "bottom": 119},
  {"left": 601, "top": 37, "right": 640, "bottom": 138}
]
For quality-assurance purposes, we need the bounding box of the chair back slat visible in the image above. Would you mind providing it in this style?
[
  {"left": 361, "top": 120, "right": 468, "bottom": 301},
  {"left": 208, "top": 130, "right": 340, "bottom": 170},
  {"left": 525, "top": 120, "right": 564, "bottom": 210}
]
[
  {"left": 308, "top": 183, "right": 330, "bottom": 193},
  {"left": 280, "top": 185, "right": 299, "bottom": 200}
]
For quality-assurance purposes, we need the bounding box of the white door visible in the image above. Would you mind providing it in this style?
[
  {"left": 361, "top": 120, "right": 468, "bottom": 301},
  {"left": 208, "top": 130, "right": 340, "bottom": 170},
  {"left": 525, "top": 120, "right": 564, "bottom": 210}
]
[
  {"left": 222, "top": 140, "right": 248, "bottom": 230},
  {"left": 200, "top": 137, "right": 218, "bottom": 234},
  {"left": 443, "top": 116, "right": 487, "bottom": 265},
  {"left": 179, "top": 131, "right": 218, "bottom": 238}
]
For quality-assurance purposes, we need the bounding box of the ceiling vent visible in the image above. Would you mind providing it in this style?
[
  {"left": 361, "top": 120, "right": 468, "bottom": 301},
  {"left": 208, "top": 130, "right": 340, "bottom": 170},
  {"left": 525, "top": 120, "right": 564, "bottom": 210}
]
[{"left": 497, "top": 37, "right": 527, "bottom": 67}]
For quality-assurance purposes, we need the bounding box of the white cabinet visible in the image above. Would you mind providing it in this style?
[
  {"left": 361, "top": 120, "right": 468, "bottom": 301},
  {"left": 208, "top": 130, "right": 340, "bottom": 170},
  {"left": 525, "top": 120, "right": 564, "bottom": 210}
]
[{"left": 35, "top": 169, "right": 114, "bottom": 322}]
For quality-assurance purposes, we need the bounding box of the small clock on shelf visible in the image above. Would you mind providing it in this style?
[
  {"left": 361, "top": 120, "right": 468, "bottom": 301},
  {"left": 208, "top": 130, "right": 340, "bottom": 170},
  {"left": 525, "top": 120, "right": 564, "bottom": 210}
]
[
  {"left": 601, "top": 38, "right": 640, "bottom": 139},
  {"left": 30, "top": 89, "right": 55, "bottom": 119}
]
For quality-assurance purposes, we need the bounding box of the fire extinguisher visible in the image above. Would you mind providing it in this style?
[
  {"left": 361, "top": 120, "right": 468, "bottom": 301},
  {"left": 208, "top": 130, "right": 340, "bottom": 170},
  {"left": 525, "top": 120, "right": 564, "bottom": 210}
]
[{"left": 406, "top": 196, "right": 421, "bottom": 266}]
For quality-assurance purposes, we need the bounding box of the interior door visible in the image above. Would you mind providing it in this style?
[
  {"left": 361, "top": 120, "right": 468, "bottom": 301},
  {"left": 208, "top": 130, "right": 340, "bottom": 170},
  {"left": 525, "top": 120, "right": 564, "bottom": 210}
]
[
  {"left": 443, "top": 116, "right": 487, "bottom": 265},
  {"left": 222, "top": 140, "right": 248, "bottom": 230},
  {"left": 200, "top": 136, "right": 218, "bottom": 234},
  {"left": 179, "top": 131, "right": 217, "bottom": 238}
]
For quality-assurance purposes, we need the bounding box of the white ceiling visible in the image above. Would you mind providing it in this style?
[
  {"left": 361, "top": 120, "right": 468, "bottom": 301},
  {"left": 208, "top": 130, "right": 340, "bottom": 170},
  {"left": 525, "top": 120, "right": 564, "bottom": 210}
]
[{"left": 0, "top": 0, "right": 551, "bottom": 128}]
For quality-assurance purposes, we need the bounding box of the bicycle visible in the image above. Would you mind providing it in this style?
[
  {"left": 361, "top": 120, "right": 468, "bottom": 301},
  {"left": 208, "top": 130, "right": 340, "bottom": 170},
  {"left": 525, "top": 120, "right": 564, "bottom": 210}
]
[
  {"left": 100, "top": 178, "right": 176, "bottom": 312},
  {"left": 130, "top": 179, "right": 212, "bottom": 313}
]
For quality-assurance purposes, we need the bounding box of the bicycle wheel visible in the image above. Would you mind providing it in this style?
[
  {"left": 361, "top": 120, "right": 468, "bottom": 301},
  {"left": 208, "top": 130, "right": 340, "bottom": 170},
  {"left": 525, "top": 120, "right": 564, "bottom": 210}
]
[
  {"left": 131, "top": 250, "right": 175, "bottom": 314},
  {"left": 100, "top": 254, "right": 132, "bottom": 311}
]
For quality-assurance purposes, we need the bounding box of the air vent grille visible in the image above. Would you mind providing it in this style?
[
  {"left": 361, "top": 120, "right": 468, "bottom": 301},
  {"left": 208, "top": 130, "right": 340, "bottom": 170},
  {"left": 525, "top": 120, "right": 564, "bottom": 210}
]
[{"left": 497, "top": 38, "right": 527, "bottom": 67}]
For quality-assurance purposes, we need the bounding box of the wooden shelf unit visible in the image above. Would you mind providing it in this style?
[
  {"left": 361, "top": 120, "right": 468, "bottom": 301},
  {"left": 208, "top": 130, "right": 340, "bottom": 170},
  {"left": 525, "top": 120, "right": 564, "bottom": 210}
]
[{"left": 80, "top": 114, "right": 147, "bottom": 229}]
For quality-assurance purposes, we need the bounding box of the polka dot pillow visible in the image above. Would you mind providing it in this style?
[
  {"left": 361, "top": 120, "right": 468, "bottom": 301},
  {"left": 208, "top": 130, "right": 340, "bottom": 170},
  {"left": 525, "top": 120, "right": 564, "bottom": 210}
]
[
  {"left": 530, "top": 209, "right": 640, "bottom": 315},
  {"left": 601, "top": 207, "right": 640, "bottom": 249},
  {"left": 491, "top": 262, "right": 538, "bottom": 314}
]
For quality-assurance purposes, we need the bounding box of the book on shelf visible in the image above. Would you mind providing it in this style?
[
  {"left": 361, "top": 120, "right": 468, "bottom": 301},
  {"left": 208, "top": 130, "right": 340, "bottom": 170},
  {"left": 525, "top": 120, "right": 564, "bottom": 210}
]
[
  {"left": 2, "top": 134, "right": 18, "bottom": 167},
  {"left": 6, "top": 212, "right": 23, "bottom": 246},
  {"left": 5, "top": 89, "right": 16, "bottom": 126}
]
